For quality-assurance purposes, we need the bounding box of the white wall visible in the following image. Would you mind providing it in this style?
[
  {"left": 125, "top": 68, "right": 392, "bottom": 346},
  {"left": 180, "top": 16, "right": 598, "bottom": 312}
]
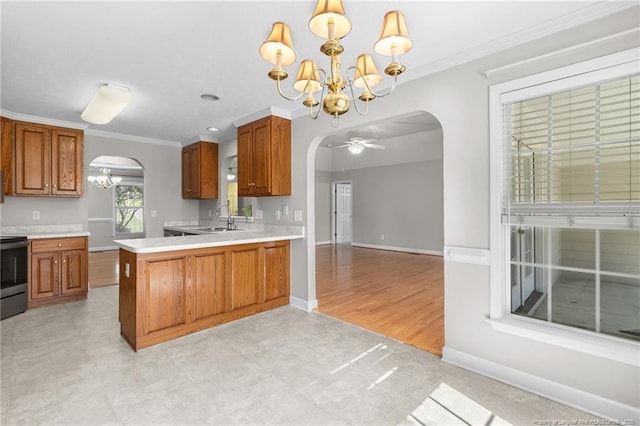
[{"left": 284, "top": 8, "right": 639, "bottom": 420}]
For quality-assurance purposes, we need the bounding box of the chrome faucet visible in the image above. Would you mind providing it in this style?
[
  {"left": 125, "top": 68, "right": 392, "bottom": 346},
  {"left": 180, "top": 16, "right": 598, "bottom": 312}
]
[{"left": 215, "top": 202, "right": 235, "bottom": 230}]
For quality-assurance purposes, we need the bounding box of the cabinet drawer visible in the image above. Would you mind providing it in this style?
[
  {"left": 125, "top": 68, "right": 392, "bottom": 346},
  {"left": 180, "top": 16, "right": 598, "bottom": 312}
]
[{"left": 31, "top": 237, "right": 86, "bottom": 253}]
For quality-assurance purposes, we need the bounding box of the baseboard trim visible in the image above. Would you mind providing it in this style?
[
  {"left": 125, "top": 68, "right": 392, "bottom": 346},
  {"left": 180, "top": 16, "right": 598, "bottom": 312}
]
[
  {"left": 315, "top": 240, "right": 332, "bottom": 246},
  {"left": 351, "top": 242, "right": 443, "bottom": 256},
  {"left": 442, "top": 346, "right": 640, "bottom": 422},
  {"left": 289, "top": 296, "right": 318, "bottom": 313},
  {"left": 89, "top": 245, "right": 118, "bottom": 252}
]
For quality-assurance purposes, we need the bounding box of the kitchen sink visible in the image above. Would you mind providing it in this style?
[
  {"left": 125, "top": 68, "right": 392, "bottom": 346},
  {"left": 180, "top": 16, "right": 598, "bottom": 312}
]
[{"left": 192, "top": 227, "right": 241, "bottom": 232}]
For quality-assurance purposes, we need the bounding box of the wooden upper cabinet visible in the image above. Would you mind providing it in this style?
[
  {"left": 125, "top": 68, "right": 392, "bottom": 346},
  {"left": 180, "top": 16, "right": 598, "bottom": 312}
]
[
  {"left": 237, "top": 115, "right": 291, "bottom": 197},
  {"left": 182, "top": 141, "right": 218, "bottom": 199},
  {"left": 2, "top": 118, "right": 84, "bottom": 197}
]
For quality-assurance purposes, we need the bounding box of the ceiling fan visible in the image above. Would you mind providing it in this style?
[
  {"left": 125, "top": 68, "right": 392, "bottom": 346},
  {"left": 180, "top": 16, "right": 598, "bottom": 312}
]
[{"left": 332, "top": 136, "right": 385, "bottom": 154}]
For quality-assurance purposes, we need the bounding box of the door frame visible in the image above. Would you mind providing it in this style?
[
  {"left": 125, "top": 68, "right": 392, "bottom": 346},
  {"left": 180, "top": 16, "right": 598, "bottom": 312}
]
[{"left": 331, "top": 180, "right": 353, "bottom": 245}]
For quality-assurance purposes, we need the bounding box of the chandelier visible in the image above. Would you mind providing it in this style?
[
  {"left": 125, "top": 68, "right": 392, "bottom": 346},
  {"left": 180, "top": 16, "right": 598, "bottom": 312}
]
[
  {"left": 259, "top": 0, "right": 412, "bottom": 126},
  {"left": 87, "top": 168, "right": 122, "bottom": 189}
]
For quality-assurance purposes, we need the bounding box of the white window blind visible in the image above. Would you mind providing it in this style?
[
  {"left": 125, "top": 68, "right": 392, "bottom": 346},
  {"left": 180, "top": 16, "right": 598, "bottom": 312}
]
[{"left": 504, "top": 74, "right": 640, "bottom": 226}]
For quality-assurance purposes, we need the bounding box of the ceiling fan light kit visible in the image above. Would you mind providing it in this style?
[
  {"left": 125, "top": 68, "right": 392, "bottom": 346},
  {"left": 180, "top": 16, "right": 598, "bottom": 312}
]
[
  {"left": 259, "top": 0, "right": 412, "bottom": 126},
  {"left": 334, "top": 136, "right": 386, "bottom": 154},
  {"left": 81, "top": 83, "right": 132, "bottom": 125}
]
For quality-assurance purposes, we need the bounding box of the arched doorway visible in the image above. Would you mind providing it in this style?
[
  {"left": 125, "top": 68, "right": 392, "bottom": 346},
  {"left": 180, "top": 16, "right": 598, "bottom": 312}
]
[
  {"left": 86, "top": 155, "right": 144, "bottom": 250},
  {"left": 310, "top": 111, "right": 445, "bottom": 355}
]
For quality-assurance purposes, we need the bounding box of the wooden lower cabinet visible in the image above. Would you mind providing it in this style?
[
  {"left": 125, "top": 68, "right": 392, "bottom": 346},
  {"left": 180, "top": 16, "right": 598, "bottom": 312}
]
[
  {"left": 29, "top": 237, "right": 88, "bottom": 307},
  {"left": 119, "top": 240, "right": 290, "bottom": 351}
]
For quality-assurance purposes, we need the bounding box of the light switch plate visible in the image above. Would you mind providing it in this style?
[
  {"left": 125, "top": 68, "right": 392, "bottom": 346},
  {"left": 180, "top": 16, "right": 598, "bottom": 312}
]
[
  {"left": 294, "top": 210, "right": 302, "bottom": 221},
  {"left": 32, "top": 211, "right": 40, "bottom": 220},
  {"left": 151, "top": 210, "right": 157, "bottom": 217},
  {"left": 275, "top": 210, "right": 281, "bottom": 221},
  {"left": 255, "top": 210, "right": 263, "bottom": 219}
]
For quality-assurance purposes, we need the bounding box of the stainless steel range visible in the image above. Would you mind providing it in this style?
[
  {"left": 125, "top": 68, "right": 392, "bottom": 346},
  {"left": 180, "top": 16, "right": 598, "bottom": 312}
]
[{"left": 1, "top": 236, "right": 28, "bottom": 319}]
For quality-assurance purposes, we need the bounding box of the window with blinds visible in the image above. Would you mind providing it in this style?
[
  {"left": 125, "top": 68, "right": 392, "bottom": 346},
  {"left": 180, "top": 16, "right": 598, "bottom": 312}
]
[{"left": 506, "top": 74, "right": 640, "bottom": 219}]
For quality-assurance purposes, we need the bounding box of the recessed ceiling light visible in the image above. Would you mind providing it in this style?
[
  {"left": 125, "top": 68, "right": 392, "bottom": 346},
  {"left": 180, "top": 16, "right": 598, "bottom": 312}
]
[
  {"left": 207, "top": 126, "right": 220, "bottom": 132},
  {"left": 201, "top": 94, "right": 220, "bottom": 101}
]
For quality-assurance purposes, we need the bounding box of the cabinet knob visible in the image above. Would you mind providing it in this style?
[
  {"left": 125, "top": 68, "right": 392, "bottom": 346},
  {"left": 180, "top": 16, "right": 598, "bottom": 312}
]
[
  {"left": 62, "top": 259, "right": 66, "bottom": 263},
  {"left": 58, "top": 243, "right": 62, "bottom": 247},
  {"left": 54, "top": 260, "right": 58, "bottom": 264},
  {"left": 53, "top": 184, "right": 57, "bottom": 188},
  {"left": 45, "top": 184, "right": 49, "bottom": 187}
]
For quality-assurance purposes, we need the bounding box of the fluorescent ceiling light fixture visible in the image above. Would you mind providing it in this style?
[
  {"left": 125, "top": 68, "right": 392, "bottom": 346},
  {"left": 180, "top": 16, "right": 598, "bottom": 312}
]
[{"left": 81, "top": 83, "right": 132, "bottom": 125}]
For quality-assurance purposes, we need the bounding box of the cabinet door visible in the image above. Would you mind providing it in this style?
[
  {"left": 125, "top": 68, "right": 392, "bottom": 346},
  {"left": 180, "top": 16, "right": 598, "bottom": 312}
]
[
  {"left": 1, "top": 117, "right": 14, "bottom": 196},
  {"left": 237, "top": 124, "right": 253, "bottom": 196},
  {"left": 30, "top": 252, "right": 59, "bottom": 300},
  {"left": 193, "top": 252, "right": 226, "bottom": 320},
  {"left": 227, "top": 245, "right": 260, "bottom": 310},
  {"left": 60, "top": 249, "right": 87, "bottom": 295},
  {"left": 263, "top": 242, "right": 290, "bottom": 301},
  {"left": 252, "top": 118, "right": 272, "bottom": 195},
  {"left": 15, "top": 123, "right": 51, "bottom": 195},
  {"left": 145, "top": 258, "right": 187, "bottom": 334},
  {"left": 51, "top": 129, "right": 83, "bottom": 196},
  {"left": 182, "top": 145, "right": 201, "bottom": 198}
]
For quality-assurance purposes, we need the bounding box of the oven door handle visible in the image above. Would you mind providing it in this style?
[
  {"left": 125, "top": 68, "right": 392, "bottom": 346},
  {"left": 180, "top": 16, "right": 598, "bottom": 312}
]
[{"left": 1, "top": 240, "right": 28, "bottom": 250}]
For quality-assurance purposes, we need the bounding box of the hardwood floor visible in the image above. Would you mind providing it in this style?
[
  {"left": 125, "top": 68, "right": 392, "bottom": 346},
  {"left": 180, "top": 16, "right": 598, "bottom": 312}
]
[
  {"left": 88, "top": 250, "right": 119, "bottom": 288},
  {"left": 316, "top": 244, "right": 444, "bottom": 355}
]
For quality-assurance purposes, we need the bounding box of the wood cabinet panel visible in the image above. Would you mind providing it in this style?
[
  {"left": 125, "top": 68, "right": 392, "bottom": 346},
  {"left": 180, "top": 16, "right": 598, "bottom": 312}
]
[
  {"left": 31, "top": 237, "right": 85, "bottom": 253},
  {"left": 264, "top": 242, "right": 290, "bottom": 302},
  {"left": 228, "top": 246, "right": 260, "bottom": 310},
  {"left": 28, "top": 237, "right": 88, "bottom": 308},
  {"left": 51, "top": 129, "right": 83, "bottom": 196},
  {"left": 146, "top": 258, "right": 187, "bottom": 333},
  {"left": 30, "top": 252, "right": 59, "bottom": 300},
  {"left": 60, "top": 250, "right": 86, "bottom": 295},
  {"left": 237, "top": 116, "right": 290, "bottom": 196},
  {"left": 1, "top": 117, "right": 14, "bottom": 196},
  {"left": 182, "top": 141, "right": 218, "bottom": 199},
  {"left": 15, "top": 123, "right": 50, "bottom": 195},
  {"left": 194, "top": 252, "right": 226, "bottom": 319}
]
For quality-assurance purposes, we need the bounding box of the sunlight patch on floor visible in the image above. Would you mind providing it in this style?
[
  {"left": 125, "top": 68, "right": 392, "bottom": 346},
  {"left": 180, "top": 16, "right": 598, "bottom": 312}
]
[{"left": 408, "top": 382, "right": 512, "bottom": 425}]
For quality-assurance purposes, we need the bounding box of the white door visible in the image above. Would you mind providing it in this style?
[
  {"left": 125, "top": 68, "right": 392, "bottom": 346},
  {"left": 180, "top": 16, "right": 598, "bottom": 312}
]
[
  {"left": 335, "top": 183, "right": 352, "bottom": 244},
  {"left": 511, "top": 226, "right": 536, "bottom": 311}
]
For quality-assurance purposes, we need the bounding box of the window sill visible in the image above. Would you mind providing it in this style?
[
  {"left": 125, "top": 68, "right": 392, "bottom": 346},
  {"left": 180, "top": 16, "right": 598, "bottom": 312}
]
[{"left": 487, "top": 316, "right": 640, "bottom": 366}]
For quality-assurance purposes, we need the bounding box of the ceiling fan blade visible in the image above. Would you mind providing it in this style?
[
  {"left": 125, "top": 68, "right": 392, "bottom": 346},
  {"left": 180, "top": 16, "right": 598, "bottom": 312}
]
[
  {"left": 332, "top": 144, "right": 350, "bottom": 149},
  {"left": 363, "top": 143, "right": 385, "bottom": 149}
]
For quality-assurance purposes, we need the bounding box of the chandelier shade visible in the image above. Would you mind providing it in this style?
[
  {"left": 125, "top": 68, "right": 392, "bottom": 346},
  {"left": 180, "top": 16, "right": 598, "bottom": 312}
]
[
  {"left": 374, "top": 11, "right": 413, "bottom": 57},
  {"left": 353, "top": 54, "right": 383, "bottom": 89},
  {"left": 259, "top": 22, "right": 296, "bottom": 66},
  {"left": 294, "top": 60, "right": 322, "bottom": 93},
  {"left": 260, "top": 0, "right": 412, "bottom": 126},
  {"left": 308, "top": 0, "right": 352, "bottom": 40}
]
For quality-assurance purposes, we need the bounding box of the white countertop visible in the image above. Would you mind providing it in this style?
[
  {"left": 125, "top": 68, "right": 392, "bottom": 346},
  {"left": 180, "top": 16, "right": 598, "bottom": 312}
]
[
  {"left": 0, "top": 224, "right": 89, "bottom": 239},
  {"left": 115, "top": 227, "right": 304, "bottom": 254}
]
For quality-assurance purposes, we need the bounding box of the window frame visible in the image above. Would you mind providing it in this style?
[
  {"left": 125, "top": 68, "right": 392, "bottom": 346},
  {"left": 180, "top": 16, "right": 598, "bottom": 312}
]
[{"left": 489, "top": 48, "right": 640, "bottom": 366}]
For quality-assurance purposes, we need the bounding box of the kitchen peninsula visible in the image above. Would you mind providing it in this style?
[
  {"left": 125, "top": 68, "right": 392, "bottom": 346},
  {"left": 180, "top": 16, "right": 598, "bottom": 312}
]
[{"left": 114, "top": 226, "right": 303, "bottom": 351}]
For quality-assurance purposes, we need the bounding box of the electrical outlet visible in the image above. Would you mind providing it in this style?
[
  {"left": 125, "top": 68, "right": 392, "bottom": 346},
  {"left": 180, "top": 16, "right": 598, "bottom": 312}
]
[
  {"left": 282, "top": 204, "right": 289, "bottom": 215},
  {"left": 294, "top": 210, "right": 302, "bottom": 221},
  {"left": 275, "top": 210, "right": 281, "bottom": 221},
  {"left": 381, "top": 234, "right": 385, "bottom": 241},
  {"left": 151, "top": 209, "right": 157, "bottom": 218},
  {"left": 32, "top": 210, "right": 40, "bottom": 220},
  {"left": 255, "top": 210, "right": 263, "bottom": 219},
  {"left": 208, "top": 210, "right": 212, "bottom": 217}
]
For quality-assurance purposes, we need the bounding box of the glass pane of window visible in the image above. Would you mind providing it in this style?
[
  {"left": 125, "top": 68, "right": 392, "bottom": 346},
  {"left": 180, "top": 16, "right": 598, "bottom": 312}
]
[
  {"left": 115, "top": 184, "right": 144, "bottom": 235},
  {"left": 556, "top": 228, "right": 595, "bottom": 271},
  {"left": 550, "top": 271, "right": 596, "bottom": 332},
  {"left": 600, "top": 273, "right": 640, "bottom": 341}
]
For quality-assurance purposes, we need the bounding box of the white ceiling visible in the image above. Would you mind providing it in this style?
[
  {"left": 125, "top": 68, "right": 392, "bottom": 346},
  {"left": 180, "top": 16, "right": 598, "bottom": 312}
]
[{"left": 1, "top": 1, "right": 634, "bottom": 145}]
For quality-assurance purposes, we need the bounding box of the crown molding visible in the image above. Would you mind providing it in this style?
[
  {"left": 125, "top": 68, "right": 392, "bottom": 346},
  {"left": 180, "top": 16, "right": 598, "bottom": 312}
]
[
  {"left": 84, "top": 129, "right": 181, "bottom": 147},
  {"left": 232, "top": 106, "right": 292, "bottom": 128},
  {"left": 1, "top": 109, "right": 88, "bottom": 130}
]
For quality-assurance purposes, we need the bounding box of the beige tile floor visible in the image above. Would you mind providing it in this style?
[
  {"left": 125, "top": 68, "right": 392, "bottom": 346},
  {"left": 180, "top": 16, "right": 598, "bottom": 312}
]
[{"left": 1, "top": 286, "right": 599, "bottom": 425}]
